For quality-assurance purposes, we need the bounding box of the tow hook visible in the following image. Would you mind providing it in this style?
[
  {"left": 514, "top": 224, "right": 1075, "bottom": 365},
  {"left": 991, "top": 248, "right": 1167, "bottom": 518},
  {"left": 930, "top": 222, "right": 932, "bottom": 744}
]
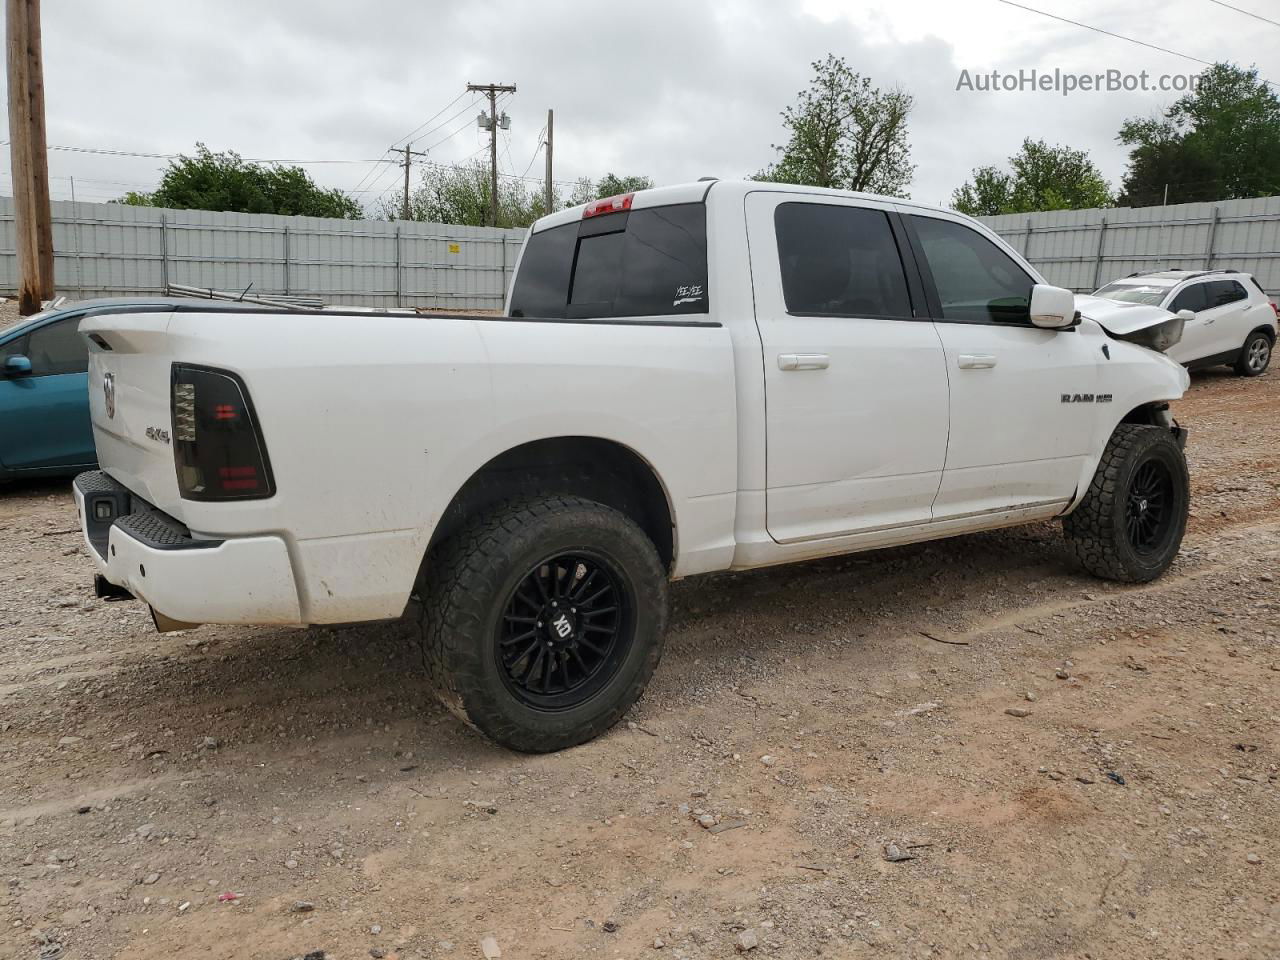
[{"left": 94, "top": 574, "right": 134, "bottom": 602}]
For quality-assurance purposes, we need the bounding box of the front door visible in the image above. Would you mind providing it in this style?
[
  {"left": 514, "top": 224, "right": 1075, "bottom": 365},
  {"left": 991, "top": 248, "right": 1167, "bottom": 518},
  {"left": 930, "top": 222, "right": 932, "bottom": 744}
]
[
  {"left": 746, "top": 192, "right": 949, "bottom": 544},
  {"left": 0, "top": 313, "right": 94, "bottom": 472},
  {"left": 902, "top": 212, "right": 1099, "bottom": 518},
  {"left": 1166, "top": 281, "right": 1214, "bottom": 363}
]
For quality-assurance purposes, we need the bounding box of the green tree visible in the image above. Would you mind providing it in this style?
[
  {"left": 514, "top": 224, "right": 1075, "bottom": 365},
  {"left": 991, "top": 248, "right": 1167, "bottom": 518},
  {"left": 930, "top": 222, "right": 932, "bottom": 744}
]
[
  {"left": 388, "top": 160, "right": 551, "bottom": 228},
  {"left": 592, "top": 173, "right": 655, "bottom": 198},
  {"left": 952, "top": 139, "right": 1113, "bottom": 215},
  {"left": 116, "top": 144, "right": 363, "bottom": 218},
  {"left": 1118, "top": 63, "right": 1280, "bottom": 206},
  {"left": 755, "top": 54, "right": 914, "bottom": 197}
]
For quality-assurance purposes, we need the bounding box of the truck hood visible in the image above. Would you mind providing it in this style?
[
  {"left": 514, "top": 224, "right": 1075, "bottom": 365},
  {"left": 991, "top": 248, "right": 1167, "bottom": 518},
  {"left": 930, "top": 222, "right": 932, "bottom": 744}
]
[
  {"left": 1075, "top": 294, "right": 1186, "bottom": 353},
  {"left": 1075, "top": 295, "right": 1175, "bottom": 336}
]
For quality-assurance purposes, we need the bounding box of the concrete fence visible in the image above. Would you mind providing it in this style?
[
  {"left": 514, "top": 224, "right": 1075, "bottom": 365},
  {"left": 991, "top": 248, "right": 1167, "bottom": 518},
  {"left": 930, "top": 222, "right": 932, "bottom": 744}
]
[
  {"left": 0, "top": 196, "right": 527, "bottom": 310},
  {"left": 979, "top": 195, "right": 1280, "bottom": 296}
]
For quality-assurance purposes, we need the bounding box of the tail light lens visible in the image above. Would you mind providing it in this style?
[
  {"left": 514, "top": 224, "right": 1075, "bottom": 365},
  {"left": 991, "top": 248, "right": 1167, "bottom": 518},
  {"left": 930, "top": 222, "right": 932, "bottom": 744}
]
[
  {"left": 170, "top": 364, "right": 275, "bottom": 500},
  {"left": 582, "top": 193, "right": 634, "bottom": 218}
]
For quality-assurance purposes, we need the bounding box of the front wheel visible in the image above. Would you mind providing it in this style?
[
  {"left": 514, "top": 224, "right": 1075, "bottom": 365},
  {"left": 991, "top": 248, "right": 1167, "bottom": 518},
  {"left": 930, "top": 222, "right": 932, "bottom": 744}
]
[
  {"left": 418, "top": 496, "right": 668, "bottom": 753},
  {"left": 1235, "top": 330, "right": 1273, "bottom": 377},
  {"left": 1063, "top": 424, "right": 1190, "bottom": 583}
]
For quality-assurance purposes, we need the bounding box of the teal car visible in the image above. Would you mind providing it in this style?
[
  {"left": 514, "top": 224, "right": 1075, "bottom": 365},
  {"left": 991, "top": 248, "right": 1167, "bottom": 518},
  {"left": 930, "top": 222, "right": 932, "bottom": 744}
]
[
  {"left": 1, "top": 298, "right": 284, "bottom": 482},
  {"left": 0, "top": 301, "right": 99, "bottom": 480}
]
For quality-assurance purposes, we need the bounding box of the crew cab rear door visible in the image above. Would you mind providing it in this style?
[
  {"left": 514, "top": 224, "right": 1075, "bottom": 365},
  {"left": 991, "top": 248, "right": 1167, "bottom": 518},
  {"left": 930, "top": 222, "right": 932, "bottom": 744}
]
[{"left": 745, "top": 191, "right": 949, "bottom": 544}]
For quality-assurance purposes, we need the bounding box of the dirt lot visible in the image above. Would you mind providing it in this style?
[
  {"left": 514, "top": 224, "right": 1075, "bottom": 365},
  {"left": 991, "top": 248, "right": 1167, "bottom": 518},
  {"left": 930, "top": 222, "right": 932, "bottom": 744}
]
[{"left": 1, "top": 306, "right": 1277, "bottom": 960}]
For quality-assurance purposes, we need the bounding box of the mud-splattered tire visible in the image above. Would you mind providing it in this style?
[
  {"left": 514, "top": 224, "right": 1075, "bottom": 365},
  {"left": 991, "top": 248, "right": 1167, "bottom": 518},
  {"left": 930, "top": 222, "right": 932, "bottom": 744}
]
[
  {"left": 417, "top": 496, "right": 668, "bottom": 753},
  {"left": 1063, "top": 424, "right": 1190, "bottom": 583}
]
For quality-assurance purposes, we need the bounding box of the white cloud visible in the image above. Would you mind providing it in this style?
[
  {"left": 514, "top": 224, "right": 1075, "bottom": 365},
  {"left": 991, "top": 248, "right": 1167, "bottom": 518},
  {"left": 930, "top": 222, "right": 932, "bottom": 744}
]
[{"left": 1, "top": 0, "right": 1268, "bottom": 208}]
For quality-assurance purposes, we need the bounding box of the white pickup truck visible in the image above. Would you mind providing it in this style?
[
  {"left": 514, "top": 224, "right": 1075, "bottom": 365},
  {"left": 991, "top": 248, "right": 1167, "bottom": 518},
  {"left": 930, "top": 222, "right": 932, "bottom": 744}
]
[{"left": 75, "top": 180, "right": 1193, "bottom": 752}]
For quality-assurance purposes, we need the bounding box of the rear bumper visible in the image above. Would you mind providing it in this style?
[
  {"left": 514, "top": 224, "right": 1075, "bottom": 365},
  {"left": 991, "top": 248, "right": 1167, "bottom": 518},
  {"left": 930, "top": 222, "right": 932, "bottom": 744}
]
[{"left": 74, "top": 471, "right": 303, "bottom": 626}]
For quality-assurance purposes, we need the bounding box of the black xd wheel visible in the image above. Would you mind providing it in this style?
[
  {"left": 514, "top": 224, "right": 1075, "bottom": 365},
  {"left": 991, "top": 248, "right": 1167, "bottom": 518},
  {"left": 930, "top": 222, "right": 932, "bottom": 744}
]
[
  {"left": 419, "top": 496, "right": 668, "bottom": 752},
  {"left": 1063, "top": 424, "right": 1190, "bottom": 583}
]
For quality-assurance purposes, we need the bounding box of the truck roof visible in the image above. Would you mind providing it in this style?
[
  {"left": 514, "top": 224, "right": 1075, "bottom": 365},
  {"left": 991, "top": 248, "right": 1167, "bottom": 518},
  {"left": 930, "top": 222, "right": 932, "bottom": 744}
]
[{"left": 531, "top": 179, "right": 982, "bottom": 234}]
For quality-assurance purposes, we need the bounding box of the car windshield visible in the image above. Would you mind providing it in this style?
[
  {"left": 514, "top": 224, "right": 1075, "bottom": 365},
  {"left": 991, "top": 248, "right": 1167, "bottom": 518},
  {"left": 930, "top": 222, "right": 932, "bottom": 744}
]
[{"left": 1093, "top": 282, "right": 1169, "bottom": 306}]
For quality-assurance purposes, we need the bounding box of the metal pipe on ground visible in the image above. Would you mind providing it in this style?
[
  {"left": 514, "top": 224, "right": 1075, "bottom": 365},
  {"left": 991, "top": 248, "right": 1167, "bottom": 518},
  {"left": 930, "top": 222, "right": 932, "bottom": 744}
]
[{"left": 165, "top": 283, "right": 324, "bottom": 310}]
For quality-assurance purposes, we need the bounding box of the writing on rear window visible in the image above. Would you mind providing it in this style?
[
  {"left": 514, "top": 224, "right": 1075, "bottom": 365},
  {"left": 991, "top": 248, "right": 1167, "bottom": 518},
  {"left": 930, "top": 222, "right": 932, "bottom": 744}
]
[
  {"left": 509, "top": 202, "right": 709, "bottom": 320},
  {"left": 674, "top": 284, "right": 704, "bottom": 307}
]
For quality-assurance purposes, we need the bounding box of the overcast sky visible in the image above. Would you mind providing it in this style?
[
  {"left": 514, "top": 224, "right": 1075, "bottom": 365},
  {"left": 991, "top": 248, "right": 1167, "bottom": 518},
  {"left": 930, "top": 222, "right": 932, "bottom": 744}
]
[{"left": 2, "top": 0, "right": 1273, "bottom": 211}]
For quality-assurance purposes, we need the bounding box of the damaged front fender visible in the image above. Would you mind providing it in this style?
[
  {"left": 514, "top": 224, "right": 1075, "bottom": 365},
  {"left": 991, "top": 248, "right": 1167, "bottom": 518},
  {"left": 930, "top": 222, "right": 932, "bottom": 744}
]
[{"left": 1076, "top": 295, "right": 1186, "bottom": 353}]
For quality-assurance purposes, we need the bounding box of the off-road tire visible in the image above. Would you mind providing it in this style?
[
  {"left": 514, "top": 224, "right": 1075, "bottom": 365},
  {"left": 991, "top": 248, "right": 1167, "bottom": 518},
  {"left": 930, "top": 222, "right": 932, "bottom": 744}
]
[
  {"left": 1063, "top": 424, "right": 1189, "bottom": 583},
  {"left": 418, "top": 495, "right": 668, "bottom": 753},
  {"left": 1234, "top": 330, "right": 1273, "bottom": 377}
]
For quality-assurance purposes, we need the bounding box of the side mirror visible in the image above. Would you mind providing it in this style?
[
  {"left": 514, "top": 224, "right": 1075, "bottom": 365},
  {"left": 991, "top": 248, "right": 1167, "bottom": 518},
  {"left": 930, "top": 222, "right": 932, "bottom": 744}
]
[
  {"left": 3, "top": 354, "right": 32, "bottom": 377},
  {"left": 1176, "top": 309, "right": 1195, "bottom": 321},
  {"left": 1030, "top": 284, "right": 1078, "bottom": 329}
]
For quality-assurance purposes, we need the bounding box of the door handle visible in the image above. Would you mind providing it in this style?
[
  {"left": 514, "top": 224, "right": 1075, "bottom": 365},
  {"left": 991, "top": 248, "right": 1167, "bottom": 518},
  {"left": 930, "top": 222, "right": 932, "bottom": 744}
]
[
  {"left": 778, "top": 353, "right": 830, "bottom": 371},
  {"left": 958, "top": 353, "right": 997, "bottom": 369}
]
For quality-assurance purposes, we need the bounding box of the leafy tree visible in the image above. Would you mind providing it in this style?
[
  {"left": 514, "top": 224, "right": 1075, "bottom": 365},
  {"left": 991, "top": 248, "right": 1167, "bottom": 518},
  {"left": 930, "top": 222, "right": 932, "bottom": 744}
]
[
  {"left": 387, "top": 160, "right": 551, "bottom": 228},
  {"left": 1118, "top": 63, "right": 1280, "bottom": 206},
  {"left": 389, "top": 166, "right": 659, "bottom": 226},
  {"left": 117, "top": 144, "right": 363, "bottom": 218},
  {"left": 592, "top": 173, "right": 655, "bottom": 198},
  {"left": 952, "top": 139, "right": 1113, "bottom": 215},
  {"left": 755, "top": 54, "right": 914, "bottom": 197}
]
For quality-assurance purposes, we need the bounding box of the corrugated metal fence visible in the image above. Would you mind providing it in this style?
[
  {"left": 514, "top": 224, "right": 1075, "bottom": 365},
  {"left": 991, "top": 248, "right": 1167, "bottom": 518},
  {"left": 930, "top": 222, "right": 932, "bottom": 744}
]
[
  {"left": 0, "top": 196, "right": 527, "bottom": 310},
  {"left": 979, "top": 195, "right": 1280, "bottom": 296},
  {"left": 8, "top": 193, "right": 1280, "bottom": 308}
]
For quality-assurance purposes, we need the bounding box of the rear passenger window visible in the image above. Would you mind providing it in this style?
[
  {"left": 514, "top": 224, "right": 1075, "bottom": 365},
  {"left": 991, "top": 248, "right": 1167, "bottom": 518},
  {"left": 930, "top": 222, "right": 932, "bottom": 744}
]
[
  {"left": 774, "top": 203, "right": 913, "bottom": 318},
  {"left": 1170, "top": 284, "right": 1208, "bottom": 313},
  {"left": 911, "top": 215, "right": 1034, "bottom": 324},
  {"left": 508, "top": 203, "right": 708, "bottom": 319},
  {"left": 1207, "top": 279, "right": 1247, "bottom": 307}
]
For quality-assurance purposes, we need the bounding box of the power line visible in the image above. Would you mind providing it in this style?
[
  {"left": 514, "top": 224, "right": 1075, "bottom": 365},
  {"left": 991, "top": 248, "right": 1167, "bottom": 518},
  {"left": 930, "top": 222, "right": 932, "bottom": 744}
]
[
  {"left": 387, "top": 89, "right": 469, "bottom": 149},
  {"left": 521, "top": 127, "right": 547, "bottom": 179},
  {"left": 419, "top": 109, "right": 485, "bottom": 154},
  {"left": 1206, "top": 0, "right": 1280, "bottom": 29},
  {"left": 995, "top": 0, "right": 1278, "bottom": 86},
  {"left": 0, "top": 140, "right": 391, "bottom": 163}
]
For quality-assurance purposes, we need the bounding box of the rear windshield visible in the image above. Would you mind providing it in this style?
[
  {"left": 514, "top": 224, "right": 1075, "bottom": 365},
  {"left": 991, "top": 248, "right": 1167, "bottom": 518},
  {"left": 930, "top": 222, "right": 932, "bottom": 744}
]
[
  {"left": 1093, "top": 282, "right": 1170, "bottom": 306},
  {"left": 509, "top": 203, "right": 708, "bottom": 319}
]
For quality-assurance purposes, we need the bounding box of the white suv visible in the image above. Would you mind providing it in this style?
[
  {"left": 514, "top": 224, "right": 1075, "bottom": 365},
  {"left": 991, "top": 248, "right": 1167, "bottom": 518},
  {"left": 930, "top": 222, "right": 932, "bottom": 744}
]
[{"left": 1092, "top": 270, "right": 1276, "bottom": 376}]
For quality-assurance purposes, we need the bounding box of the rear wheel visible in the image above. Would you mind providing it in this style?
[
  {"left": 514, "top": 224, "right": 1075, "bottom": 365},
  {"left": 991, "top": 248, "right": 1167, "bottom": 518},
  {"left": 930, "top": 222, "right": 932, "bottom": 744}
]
[
  {"left": 1063, "top": 424, "right": 1189, "bottom": 583},
  {"left": 418, "top": 496, "right": 668, "bottom": 752},
  {"left": 1235, "top": 330, "right": 1272, "bottom": 377}
]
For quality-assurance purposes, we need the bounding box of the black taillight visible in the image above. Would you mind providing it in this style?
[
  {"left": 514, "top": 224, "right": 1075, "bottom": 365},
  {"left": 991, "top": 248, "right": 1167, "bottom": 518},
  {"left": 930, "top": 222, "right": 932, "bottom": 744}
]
[{"left": 170, "top": 364, "right": 275, "bottom": 500}]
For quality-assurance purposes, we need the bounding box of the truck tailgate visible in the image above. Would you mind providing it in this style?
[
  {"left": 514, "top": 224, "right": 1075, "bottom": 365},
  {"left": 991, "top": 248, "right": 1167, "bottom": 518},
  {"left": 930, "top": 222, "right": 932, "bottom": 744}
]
[{"left": 82, "top": 310, "right": 184, "bottom": 513}]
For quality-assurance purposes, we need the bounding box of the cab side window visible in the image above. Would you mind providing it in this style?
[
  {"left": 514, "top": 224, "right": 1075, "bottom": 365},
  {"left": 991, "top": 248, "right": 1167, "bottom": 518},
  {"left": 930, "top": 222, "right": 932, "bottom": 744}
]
[
  {"left": 773, "top": 203, "right": 914, "bottom": 319},
  {"left": 1207, "top": 279, "right": 1248, "bottom": 307},
  {"left": 910, "top": 215, "right": 1034, "bottom": 324},
  {"left": 24, "top": 316, "right": 88, "bottom": 376},
  {"left": 1169, "top": 284, "right": 1208, "bottom": 313}
]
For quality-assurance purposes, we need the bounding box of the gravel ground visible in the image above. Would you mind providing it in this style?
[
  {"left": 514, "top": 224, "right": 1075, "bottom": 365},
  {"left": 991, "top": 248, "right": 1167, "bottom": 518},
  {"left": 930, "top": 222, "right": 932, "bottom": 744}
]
[{"left": 1, "top": 298, "right": 1277, "bottom": 960}]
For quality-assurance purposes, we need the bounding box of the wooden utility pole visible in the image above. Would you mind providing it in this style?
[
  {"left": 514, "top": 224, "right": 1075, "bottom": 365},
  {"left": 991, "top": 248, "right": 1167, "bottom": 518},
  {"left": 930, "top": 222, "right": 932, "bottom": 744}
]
[
  {"left": 544, "top": 108, "right": 554, "bottom": 215},
  {"left": 6, "top": 0, "right": 54, "bottom": 314},
  {"left": 466, "top": 81, "right": 516, "bottom": 226},
  {"left": 398, "top": 141, "right": 427, "bottom": 220}
]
